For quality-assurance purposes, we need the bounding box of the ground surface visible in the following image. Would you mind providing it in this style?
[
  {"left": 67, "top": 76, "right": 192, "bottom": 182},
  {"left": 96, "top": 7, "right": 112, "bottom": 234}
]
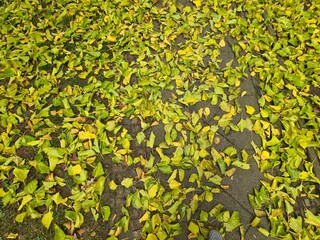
[{"left": 0, "top": 0, "right": 319, "bottom": 239}]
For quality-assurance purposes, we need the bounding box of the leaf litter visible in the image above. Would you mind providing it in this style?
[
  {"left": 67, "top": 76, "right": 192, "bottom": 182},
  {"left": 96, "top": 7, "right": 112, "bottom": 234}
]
[{"left": 0, "top": 0, "right": 319, "bottom": 239}]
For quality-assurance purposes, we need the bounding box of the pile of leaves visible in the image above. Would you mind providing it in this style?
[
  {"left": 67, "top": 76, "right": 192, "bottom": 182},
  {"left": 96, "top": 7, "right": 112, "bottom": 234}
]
[{"left": 0, "top": 0, "right": 319, "bottom": 239}]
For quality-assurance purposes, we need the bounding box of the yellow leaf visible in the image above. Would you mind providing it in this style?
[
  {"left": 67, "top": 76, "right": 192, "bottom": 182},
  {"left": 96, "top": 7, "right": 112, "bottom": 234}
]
[
  {"left": 224, "top": 156, "right": 231, "bottom": 166},
  {"left": 75, "top": 65, "right": 83, "bottom": 71},
  {"left": 251, "top": 217, "right": 261, "bottom": 227},
  {"left": 78, "top": 131, "right": 96, "bottom": 140},
  {"left": 260, "top": 109, "right": 269, "bottom": 118},
  {"left": 264, "top": 95, "right": 272, "bottom": 102},
  {"left": 67, "top": 85, "right": 73, "bottom": 95},
  {"left": 264, "top": 173, "right": 275, "bottom": 180},
  {"left": 238, "top": 41, "right": 247, "bottom": 50},
  {"left": 225, "top": 168, "right": 236, "bottom": 177},
  {"left": 235, "top": 79, "right": 241, "bottom": 87},
  {"left": 192, "top": 0, "right": 201, "bottom": 7},
  {"left": 78, "top": 71, "right": 89, "bottom": 79},
  {"left": 178, "top": 46, "right": 193, "bottom": 55},
  {"left": 18, "top": 195, "right": 33, "bottom": 211},
  {"left": 0, "top": 188, "right": 5, "bottom": 197},
  {"left": 107, "top": 35, "right": 117, "bottom": 42},
  {"left": 199, "top": 149, "right": 209, "bottom": 158},
  {"left": 146, "top": 234, "right": 158, "bottom": 240},
  {"left": 168, "top": 179, "right": 181, "bottom": 189},
  {"left": 15, "top": 212, "right": 27, "bottom": 223},
  {"left": 300, "top": 171, "right": 309, "bottom": 180},
  {"left": 203, "top": 107, "right": 210, "bottom": 117},
  {"left": 103, "top": 15, "right": 109, "bottom": 22},
  {"left": 219, "top": 39, "right": 226, "bottom": 47},
  {"left": 51, "top": 193, "right": 67, "bottom": 205},
  {"left": 42, "top": 211, "right": 53, "bottom": 229},
  {"left": 123, "top": 73, "right": 132, "bottom": 85},
  {"left": 7, "top": 233, "right": 19, "bottom": 239},
  {"left": 175, "top": 77, "right": 184, "bottom": 88},
  {"left": 26, "top": 140, "right": 41, "bottom": 146},
  {"left": 117, "top": 149, "right": 127, "bottom": 155},
  {"left": 123, "top": 139, "right": 130, "bottom": 150},
  {"left": 254, "top": 209, "right": 266, "bottom": 217},
  {"left": 68, "top": 164, "right": 82, "bottom": 176},
  {"left": 305, "top": 19, "right": 317, "bottom": 24},
  {"left": 139, "top": 211, "right": 150, "bottom": 223},
  {"left": 246, "top": 105, "right": 255, "bottom": 115},
  {"left": 261, "top": 151, "right": 270, "bottom": 160},
  {"left": 184, "top": 95, "right": 201, "bottom": 104},
  {"left": 109, "top": 180, "right": 118, "bottom": 190},
  {"left": 148, "top": 184, "right": 158, "bottom": 198},
  {"left": 269, "top": 105, "right": 281, "bottom": 112}
]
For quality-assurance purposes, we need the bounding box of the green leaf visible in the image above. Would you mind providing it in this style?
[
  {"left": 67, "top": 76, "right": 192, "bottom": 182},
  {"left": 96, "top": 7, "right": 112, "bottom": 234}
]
[
  {"left": 217, "top": 159, "right": 227, "bottom": 174},
  {"left": 121, "top": 178, "right": 133, "bottom": 188},
  {"left": 65, "top": 211, "right": 84, "bottom": 228},
  {"left": 237, "top": 118, "right": 253, "bottom": 132},
  {"left": 95, "top": 176, "right": 106, "bottom": 196},
  {"left": 209, "top": 175, "right": 222, "bottom": 185},
  {"left": 286, "top": 166, "right": 300, "bottom": 182},
  {"left": 43, "top": 181, "right": 57, "bottom": 190},
  {"left": 24, "top": 180, "right": 38, "bottom": 194},
  {"left": 36, "top": 162, "right": 50, "bottom": 174},
  {"left": 136, "top": 131, "right": 145, "bottom": 144},
  {"left": 167, "top": 200, "right": 182, "bottom": 214},
  {"left": 51, "top": 193, "right": 67, "bottom": 205},
  {"left": 181, "top": 92, "right": 202, "bottom": 105},
  {"left": 15, "top": 212, "right": 27, "bottom": 223},
  {"left": 305, "top": 210, "right": 320, "bottom": 227},
  {"left": 43, "top": 147, "right": 65, "bottom": 158},
  {"left": 109, "top": 180, "right": 118, "bottom": 190},
  {"left": 258, "top": 227, "right": 269, "bottom": 237},
  {"left": 209, "top": 204, "right": 224, "bottom": 217},
  {"left": 18, "top": 195, "right": 32, "bottom": 211},
  {"left": 147, "top": 132, "right": 156, "bottom": 148},
  {"left": 188, "top": 221, "right": 199, "bottom": 234},
  {"left": 92, "top": 162, "right": 104, "bottom": 178},
  {"left": 54, "top": 224, "right": 66, "bottom": 240},
  {"left": 49, "top": 157, "right": 59, "bottom": 172},
  {"left": 106, "top": 237, "right": 118, "bottom": 240},
  {"left": 265, "top": 136, "right": 280, "bottom": 147},
  {"left": 131, "top": 191, "right": 142, "bottom": 209},
  {"left": 251, "top": 217, "right": 260, "bottom": 227},
  {"left": 158, "top": 165, "right": 173, "bottom": 174},
  {"left": 146, "top": 234, "right": 158, "bottom": 240},
  {"left": 224, "top": 147, "right": 237, "bottom": 156},
  {"left": 220, "top": 101, "right": 232, "bottom": 112},
  {"left": 225, "top": 211, "right": 240, "bottom": 232},
  {"left": 82, "top": 199, "right": 96, "bottom": 209},
  {"left": 0, "top": 68, "right": 16, "bottom": 78},
  {"left": 232, "top": 161, "right": 250, "bottom": 170},
  {"left": 205, "top": 191, "right": 214, "bottom": 202},
  {"left": 200, "top": 210, "right": 209, "bottom": 222},
  {"left": 289, "top": 216, "right": 303, "bottom": 233},
  {"left": 101, "top": 206, "right": 111, "bottom": 221},
  {"left": 13, "top": 168, "right": 29, "bottom": 182}
]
